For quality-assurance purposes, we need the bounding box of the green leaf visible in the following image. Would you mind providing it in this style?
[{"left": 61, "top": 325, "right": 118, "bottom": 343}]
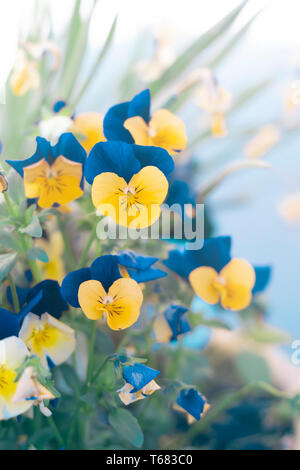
[
  {"left": 246, "top": 325, "right": 290, "bottom": 344},
  {"left": 108, "top": 408, "right": 144, "bottom": 448},
  {"left": 0, "top": 230, "right": 20, "bottom": 251},
  {"left": 188, "top": 311, "right": 231, "bottom": 330},
  {"left": 235, "top": 352, "right": 270, "bottom": 384},
  {"left": 150, "top": 1, "right": 247, "bottom": 96},
  {"left": 0, "top": 252, "right": 17, "bottom": 281},
  {"left": 6, "top": 170, "right": 25, "bottom": 204},
  {"left": 59, "top": 364, "right": 81, "bottom": 394},
  {"left": 20, "top": 215, "right": 42, "bottom": 238},
  {"left": 27, "top": 247, "right": 49, "bottom": 263}
]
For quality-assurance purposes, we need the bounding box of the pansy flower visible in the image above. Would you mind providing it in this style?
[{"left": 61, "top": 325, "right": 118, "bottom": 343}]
[
  {"left": 7, "top": 279, "right": 69, "bottom": 320},
  {"left": 12, "top": 366, "right": 55, "bottom": 417},
  {"left": 118, "top": 363, "right": 160, "bottom": 405},
  {"left": 72, "top": 112, "right": 106, "bottom": 153},
  {"left": 103, "top": 89, "right": 187, "bottom": 155},
  {"left": 36, "top": 231, "right": 65, "bottom": 283},
  {"left": 0, "top": 172, "right": 8, "bottom": 193},
  {"left": 61, "top": 255, "right": 144, "bottom": 330},
  {"left": 19, "top": 313, "right": 75, "bottom": 368},
  {"left": 154, "top": 305, "right": 191, "bottom": 343},
  {"left": 163, "top": 236, "right": 271, "bottom": 311},
  {"left": 0, "top": 337, "right": 34, "bottom": 420},
  {"left": 6, "top": 133, "right": 86, "bottom": 208},
  {"left": 10, "top": 50, "right": 40, "bottom": 96},
  {"left": 175, "top": 388, "right": 209, "bottom": 423},
  {"left": 85, "top": 140, "right": 174, "bottom": 228}
]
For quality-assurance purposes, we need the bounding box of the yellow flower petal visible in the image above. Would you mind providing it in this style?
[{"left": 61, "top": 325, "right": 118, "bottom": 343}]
[
  {"left": 219, "top": 258, "right": 255, "bottom": 311},
  {"left": 91, "top": 172, "right": 128, "bottom": 223},
  {"left": 78, "top": 279, "right": 107, "bottom": 320},
  {"left": 23, "top": 159, "right": 50, "bottom": 199},
  {"left": 106, "top": 278, "right": 143, "bottom": 330},
  {"left": 51, "top": 155, "right": 83, "bottom": 180},
  {"left": 188, "top": 266, "right": 219, "bottom": 304},
  {"left": 149, "top": 109, "right": 187, "bottom": 153},
  {"left": 73, "top": 112, "right": 106, "bottom": 153},
  {"left": 124, "top": 116, "right": 150, "bottom": 146},
  {"left": 38, "top": 174, "right": 83, "bottom": 208}
]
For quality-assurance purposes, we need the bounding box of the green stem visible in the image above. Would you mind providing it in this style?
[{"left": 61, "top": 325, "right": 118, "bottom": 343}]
[
  {"left": 48, "top": 415, "right": 65, "bottom": 448},
  {"left": 7, "top": 274, "right": 20, "bottom": 313},
  {"left": 169, "top": 381, "right": 288, "bottom": 449},
  {"left": 76, "top": 227, "right": 96, "bottom": 269},
  {"left": 91, "top": 356, "right": 110, "bottom": 385},
  {"left": 57, "top": 216, "right": 74, "bottom": 271},
  {"left": 82, "top": 320, "right": 97, "bottom": 393},
  {"left": 66, "top": 400, "right": 82, "bottom": 449},
  {"left": 18, "top": 233, "right": 41, "bottom": 283},
  {"left": 3, "top": 191, "right": 15, "bottom": 217}
]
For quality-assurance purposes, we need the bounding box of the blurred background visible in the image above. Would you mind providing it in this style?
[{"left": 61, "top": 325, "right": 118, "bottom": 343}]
[{"left": 1, "top": 0, "right": 300, "bottom": 338}]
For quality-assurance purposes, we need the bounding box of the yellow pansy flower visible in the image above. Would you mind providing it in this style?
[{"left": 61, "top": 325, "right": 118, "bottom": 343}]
[
  {"left": 189, "top": 258, "right": 255, "bottom": 311},
  {"left": 10, "top": 50, "right": 40, "bottom": 97},
  {"left": 92, "top": 165, "right": 168, "bottom": 229},
  {"left": 36, "top": 231, "right": 65, "bottom": 283},
  {"left": 19, "top": 313, "right": 75, "bottom": 368},
  {"left": 0, "top": 337, "right": 33, "bottom": 420},
  {"left": 78, "top": 278, "right": 143, "bottom": 330},
  {"left": 73, "top": 112, "right": 106, "bottom": 153}
]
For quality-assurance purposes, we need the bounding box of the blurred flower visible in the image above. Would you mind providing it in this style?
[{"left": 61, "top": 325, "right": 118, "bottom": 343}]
[
  {"left": 244, "top": 125, "right": 280, "bottom": 159},
  {"left": 165, "top": 179, "right": 196, "bottom": 218},
  {"left": 85, "top": 141, "right": 173, "bottom": 228},
  {"left": 12, "top": 366, "right": 55, "bottom": 417},
  {"left": 163, "top": 236, "right": 271, "bottom": 299},
  {"left": 284, "top": 80, "right": 300, "bottom": 114},
  {"left": 118, "top": 363, "right": 160, "bottom": 405},
  {"left": 19, "top": 313, "right": 75, "bottom": 368},
  {"left": 36, "top": 231, "right": 65, "bottom": 283},
  {"left": 196, "top": 72, "right": 232, "bottom": 137},
  {"left": 154, "top": 304, "right": 190, "bottom": 343},
  {"left": 135, "top": 25, "right": 176, "bottom": 81},
  {"left": 10, "top": 50, "right": 40, "bottom": 96},
  {"left": 175, "top": 388, "right": 209, "bottom": 422},
  {"left": 278, "top": 192, "right": 300, "bottom": 222},
  {"left": 103, "top": 89, "right": 187, "bottom": 155},
  {"left": 73, "top": 112, "right": 106, "bottom": 153},
  {"left": 7, "top": 279, "right": 69, "bottom": 320},
  {"left": 62, "top": 255, "right": 143, "bottom": 330},
  {"left": 39, "top": 116, "right": 73, "bottom": 145},
  {"left": 7, "top": 133, "right": 86, "bottom": 208},
  {"left": 0, "top": 337, "right": 33, "bottom": 420},
  {"left": 0, "top": 172, "right": 8, "bottom": 193},
  {"left": 23, "top": 40, "right": 61, "bottom": 70},
  {"left": 189, "top": 258, "right": 255, "bottom": 311}
]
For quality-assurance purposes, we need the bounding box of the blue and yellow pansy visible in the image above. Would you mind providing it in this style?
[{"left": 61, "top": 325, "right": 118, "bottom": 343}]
[
  {"left": 72, "top": 112, "right": 106, "bottom": 153},
  {"left": 103, "top": 89, "right": 187, "bottom": 155},
  {"left": 118, "top": 363, "right": 160, "bottom": 405},
  {"left": 19, "top": 313, "right": 75, "bottom": 368},
  {"left": 6, "top": 133, "right": 86, "bottom": 208},
  {"left": 61, "top": 252, "right": 166, "bottom": 329},
  {"left": 85, "top": 140, "right": 174, "bottom": 228},
  {"left": 163, "top": 236, "right": 271, "bottom": 311},
  {"left": 175, "top": 388, "right": 209, "bottom": 423}
]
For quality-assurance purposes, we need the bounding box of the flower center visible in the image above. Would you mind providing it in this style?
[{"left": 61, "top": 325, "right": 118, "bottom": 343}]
[
  {"left": 0, "top": 365, "right": 17, "bottom": 400},
  {"left": 148, "top": 127, "right": 157, "bottom": 138}
]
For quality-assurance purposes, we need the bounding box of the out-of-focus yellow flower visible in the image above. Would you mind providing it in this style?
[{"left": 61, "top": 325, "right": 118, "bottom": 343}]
[
  {"left": 196, "top": 74, "right": 232, "bottom": 137},
  {"left": 23, "top": 156, "right": 83, "bottom": 208},
  {"left": 244, "top": 125, "right": 280, "bottom": 159},
  {"left": 24, "top": 40, "right": 61, "bottom": 71},
  {"left": 0, "top": 173, "right": 8, "bottom": 193},
  {"left": 189, "top": 258, "right": 255, "bottom": 311},
  {"left": 278, "top": 192, "right": 300, "bottom": 222},
  {"left": 72, "top": 112, "right": 106, "bottom": 153},
  {"left": 124, "top": 110, "right": 187, "bottom": 155},
  {"left": 12, "top": 366, "right": 55, "bottom": 417},
  {"left": 0, "top": 337, "right": 33, "bottom": 420},
  {"left": 36, "top": 231, "right": 65, "bottom": 283},
  {"left": 19, "top": 313, "right": 75, "bottom": 368},
  {"left": 118, "top": 380, "right": 160, "bottom": 405},
  {"left": 10, "top": 50, "right": 40, "bottom": 96},
  {"left": 153, "top": 315, "right": 172, "bottom": 343},
  {"left": 284, "top": 80, "right": 300, "bottom": 114}
]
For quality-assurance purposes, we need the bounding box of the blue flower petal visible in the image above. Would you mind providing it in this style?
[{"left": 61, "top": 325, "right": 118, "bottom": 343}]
[
  {"left": 90, "top": 255, "right": 121, "bottom": 292},
  {"left": 176, "top": 388, "right": 207, "bottom": 421},
  {"left": 128, "top": 89, "right": 151, "bottom": 123},
  {"left": 166, "top": 180, "right": 196, "bottom": 211},
  {"left": 6, "top": 137, "right": 52, "bottom": 176},
  {"left": 253, "top": 266, "right": 271, "bottom": 295},
  {"left": 127, "top": 266, "right": 167, "bottom": 283},
  {"left": 52, "top": 133, "right": 86, "bottom": 167},
  {"left": 61, "top": 267, "right": 91, "bottom": 308},
  {"left": 26, "top": 280, "right": 69, "bottom": 318},
  {"left": 123, "top": 363, "right": 160, "bottom": 393},
  {"left": 163, "top": 236, "right": 232, "bottom": 280},
  {"left": 132, "top": 144, "right": 175, "bottom": 178},
  {"left": 53, "top": 100, "right": 67, "bottom": 113},
  {"left": 164, "top": 304, "right": 190, "bottom": 341},
  {"left": 116, "top": 250, "right": 167, "bottom": 282},
  {"left": 84, "top": 141, "right": 141, "bottom": 184},
  {"left": 0, "top": 308, "right": 21, "bottom": 340},
  {"left": 103, "top": 102, "right": 134, "bottom": 143}
]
